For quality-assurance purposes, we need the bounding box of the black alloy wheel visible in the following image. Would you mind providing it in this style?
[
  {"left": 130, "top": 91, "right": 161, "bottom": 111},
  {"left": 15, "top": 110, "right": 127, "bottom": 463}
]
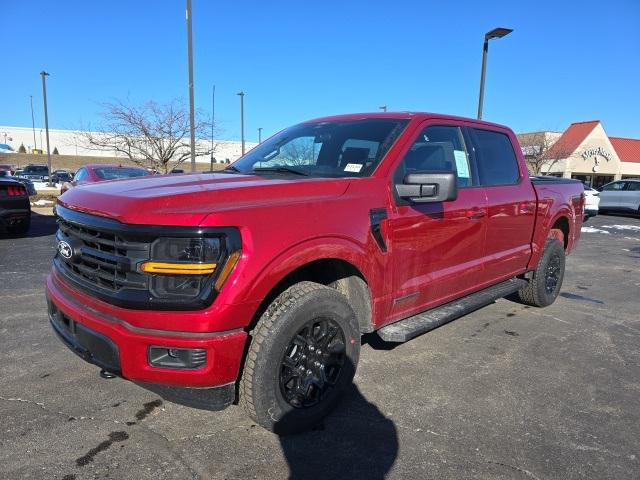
[
  {"left": 279, "top": 318, "right": 346, "bottom": 408},
  {"left": 545, "top": 252, "right": 562, "bottom": 295}
]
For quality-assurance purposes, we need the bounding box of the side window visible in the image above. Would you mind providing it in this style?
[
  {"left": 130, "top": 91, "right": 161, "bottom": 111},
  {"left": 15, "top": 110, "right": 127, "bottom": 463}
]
[
  {"left": 74, "top": 168, "right": 87, "bottom": 182},
  {"left": 602, "top": 181, "right": 626, "bottom": 191},
  {"left": 472, "top": 129, "right": 520, "bottom": 186},
  {"left": 397, "top": 125, "right": 472, "bottom": 187},
  {"left": 626, "top": 182, "right": 640, "bottom": 191}
]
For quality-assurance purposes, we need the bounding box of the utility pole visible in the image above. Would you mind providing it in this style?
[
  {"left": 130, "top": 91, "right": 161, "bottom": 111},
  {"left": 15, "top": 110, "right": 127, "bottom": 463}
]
[
  {"left": 258, "top": 127, "right": 263, "bottom": 143},
  {"left": 186, "top": 0, "right": 197, "bottom": 172},
  {"left": 237, "top": 91, "right": 245, "bottom": 155},
  {"left": 30, "top": 95, "right": 37, "bottom": 151},
  {"left": 40, "top": 71, "right": 52, "bottom": 186}
]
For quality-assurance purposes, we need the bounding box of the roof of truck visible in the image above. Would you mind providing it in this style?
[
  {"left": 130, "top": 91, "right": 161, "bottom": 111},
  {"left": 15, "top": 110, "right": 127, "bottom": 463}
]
[{"left": 305, "top": 112, "right": 510, "bottom": 130}]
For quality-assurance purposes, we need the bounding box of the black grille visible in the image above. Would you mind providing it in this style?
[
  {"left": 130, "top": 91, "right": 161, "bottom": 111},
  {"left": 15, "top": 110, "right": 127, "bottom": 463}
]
[
  {"left": 56, "top": 216, "right": 149, "bottom": 292},
  {"left": 53, "top": 205, "right": 241, "bottom": 310}
]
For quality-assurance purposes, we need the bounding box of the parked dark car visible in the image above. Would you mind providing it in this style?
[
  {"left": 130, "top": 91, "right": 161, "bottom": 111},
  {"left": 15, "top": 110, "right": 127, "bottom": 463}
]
[
  {"left": 16, "top": 164, "right": 50, "bottom": 182},
  {"left": 0, "top": 170, "right": 37, "bottom": 196},
  {"left": 52, "top": 170, "right": 74, "bottom": 183},
  {"left": 0, "top": 176, "right": 30, "bottom": 234}
]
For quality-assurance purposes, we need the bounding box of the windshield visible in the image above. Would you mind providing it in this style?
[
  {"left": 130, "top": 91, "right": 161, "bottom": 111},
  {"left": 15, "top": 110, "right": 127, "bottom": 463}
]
[
  {"left": 94, "top": 167, "right": 150, "bottom": 180},
  {"left": 25, "top": 166, "right": 48, "bottom": 174},
  {"left": 231, "top": 119, "right": 409, "bottom": 178}
]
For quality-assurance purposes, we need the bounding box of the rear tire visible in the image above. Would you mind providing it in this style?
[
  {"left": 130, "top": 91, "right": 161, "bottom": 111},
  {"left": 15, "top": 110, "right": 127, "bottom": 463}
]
[
  {"left": 516, "top": 238, "right": 565, "bottom": 307},
  {"left": 240, "top": 281, "right": 360, "bottom": 434}
]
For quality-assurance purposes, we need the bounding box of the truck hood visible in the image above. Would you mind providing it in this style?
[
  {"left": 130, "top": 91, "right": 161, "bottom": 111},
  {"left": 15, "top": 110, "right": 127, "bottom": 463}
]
[{"left": 58, "top": 172, "right": 351, "bottom": 225}]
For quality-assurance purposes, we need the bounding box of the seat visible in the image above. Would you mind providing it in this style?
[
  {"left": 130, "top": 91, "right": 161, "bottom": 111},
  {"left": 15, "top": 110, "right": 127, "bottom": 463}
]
[{"left": 339, "top": 147, "right": 370, "bottom": 169}]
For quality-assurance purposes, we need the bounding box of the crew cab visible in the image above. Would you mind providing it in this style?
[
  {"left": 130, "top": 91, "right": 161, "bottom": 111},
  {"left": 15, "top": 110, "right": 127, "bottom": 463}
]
[{"left": 47, "top": 113, "right": 584, "bottom": 433}]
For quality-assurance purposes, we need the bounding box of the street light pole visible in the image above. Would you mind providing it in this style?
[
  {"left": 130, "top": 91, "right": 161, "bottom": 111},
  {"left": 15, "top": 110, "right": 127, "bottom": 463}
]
[
  {"left": 30, "top": 95, "right": 37, "bottom": 151},
  {"left": 258, "top": 127, "right": 263, "bottom": 144},
  {"left": 237, "top": 91, "right": 245, "bottom": 155},
  {"left": 379, "top": 105, "right": 387, "bottom": 112},
  {"left": 210, "top": 84, "right": 215, "bottom": 170},
  {"left": 186, "top": 0, "right": 197, "bottom": 172},
  {"left": 40, "top": 71, "right": 53, "bottom": 186},
  {"left": 477, "top": 27, "right": 513, "bottom": 120}
]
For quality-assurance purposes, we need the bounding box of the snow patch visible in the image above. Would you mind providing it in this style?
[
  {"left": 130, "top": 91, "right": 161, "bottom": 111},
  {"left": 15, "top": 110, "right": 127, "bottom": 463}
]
[
  {"left": 32, "top": 199, "right": 54, "bottom": 206},
  {"left": 601, "top": 225, "right": 640, "bottom": 232},
  {"left": 581, "top": 227, "right": 611, "bottom": 234}
]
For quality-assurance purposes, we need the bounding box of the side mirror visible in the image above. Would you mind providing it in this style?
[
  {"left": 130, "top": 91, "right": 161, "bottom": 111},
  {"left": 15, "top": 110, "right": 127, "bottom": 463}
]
[{"left": 396, "top": 171, "right": 458, "bottom": 203}]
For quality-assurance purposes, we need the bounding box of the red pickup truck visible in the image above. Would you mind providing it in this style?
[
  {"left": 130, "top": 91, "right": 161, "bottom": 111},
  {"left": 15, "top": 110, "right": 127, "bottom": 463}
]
[{"left": 47, "top": 112, "right": 584, "bottom": 433}]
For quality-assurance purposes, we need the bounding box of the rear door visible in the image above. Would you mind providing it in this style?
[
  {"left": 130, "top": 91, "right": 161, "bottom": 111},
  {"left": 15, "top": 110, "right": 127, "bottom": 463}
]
[
  {"left": 387, "top": 122, "right": 488, "bottom": 319},
  {"left": 467, "top": 127, "right": 537, "bottom": 284}
]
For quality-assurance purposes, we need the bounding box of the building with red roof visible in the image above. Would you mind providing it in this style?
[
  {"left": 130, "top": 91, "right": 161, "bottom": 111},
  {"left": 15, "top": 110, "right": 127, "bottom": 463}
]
[{"left": 519, "top": 121, "right": 640, "bottom": 188}]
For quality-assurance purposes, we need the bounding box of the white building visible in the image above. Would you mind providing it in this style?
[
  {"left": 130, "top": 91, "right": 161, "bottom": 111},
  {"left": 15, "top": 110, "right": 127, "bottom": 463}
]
[
  {"left": 519, "top": 120, "right": 640, "bottom": 189},
  {"left": 0, "top": 125, "right": 256, "bottom": 164}
]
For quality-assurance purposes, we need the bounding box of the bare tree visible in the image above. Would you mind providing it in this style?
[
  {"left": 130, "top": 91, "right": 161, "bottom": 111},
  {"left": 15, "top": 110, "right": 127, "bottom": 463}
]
[
  {"left": 77, "top": 99, "right": 215, "bottom": 173},
  {"left": 519, "top": 131, "right": 573, "bottom": 176}
]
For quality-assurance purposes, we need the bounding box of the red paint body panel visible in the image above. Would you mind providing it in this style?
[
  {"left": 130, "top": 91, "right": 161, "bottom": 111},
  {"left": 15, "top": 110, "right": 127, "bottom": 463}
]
[{"left": 47, "top": 112, "right": 583, "bottom": 390}]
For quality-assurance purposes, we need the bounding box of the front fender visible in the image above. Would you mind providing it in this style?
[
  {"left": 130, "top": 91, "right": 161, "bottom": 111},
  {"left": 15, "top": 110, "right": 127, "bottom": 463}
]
[{"left": 237, "top": 235, "right": 378, "bottom": 306}]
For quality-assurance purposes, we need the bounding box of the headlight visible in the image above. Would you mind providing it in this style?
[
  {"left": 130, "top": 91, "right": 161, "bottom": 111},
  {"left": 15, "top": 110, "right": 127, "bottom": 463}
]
[
  {"left": 140, "top": 236, "right": 240, "bottom": 301},
  {"left": 142, "top": 237, "right": 221, "bottom": 273}
]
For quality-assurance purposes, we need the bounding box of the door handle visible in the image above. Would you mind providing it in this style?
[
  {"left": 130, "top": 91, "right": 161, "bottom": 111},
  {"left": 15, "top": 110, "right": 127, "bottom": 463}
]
[
  {"left": 466, "top": 208, "right": 486, "bottom": 220},
  {"left": 518, "top": 202, "right": 535, "bottom": 215}
]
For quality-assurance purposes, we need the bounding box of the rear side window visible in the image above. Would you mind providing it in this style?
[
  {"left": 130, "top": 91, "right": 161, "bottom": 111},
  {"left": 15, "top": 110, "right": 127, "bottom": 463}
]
[
  {"left": 472, "top": 129, "right": 520, "bottom": 186},
  {"left": 625, "top": 182, "right": 640, "bottom": 191}
]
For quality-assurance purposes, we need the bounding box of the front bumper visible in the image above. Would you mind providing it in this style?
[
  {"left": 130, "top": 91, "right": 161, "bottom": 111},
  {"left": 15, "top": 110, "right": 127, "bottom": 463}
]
[{"left": 46, "top": 270, "right": 248, "bottom": 393}]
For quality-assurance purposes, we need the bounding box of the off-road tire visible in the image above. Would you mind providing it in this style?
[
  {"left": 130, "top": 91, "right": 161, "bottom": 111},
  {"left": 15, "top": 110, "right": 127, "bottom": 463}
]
[
  {"left": 516, "top": 238, "right": 565, "bottom": 307},
  {"left": 240, "top": 281, "right": 360, "bottom": 434}
]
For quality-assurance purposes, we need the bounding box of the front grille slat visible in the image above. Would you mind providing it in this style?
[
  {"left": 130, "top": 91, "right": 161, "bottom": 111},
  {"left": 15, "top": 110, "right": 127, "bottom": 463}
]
[{"left": 56, "top": 216, "right": 150, "bottom": 293}]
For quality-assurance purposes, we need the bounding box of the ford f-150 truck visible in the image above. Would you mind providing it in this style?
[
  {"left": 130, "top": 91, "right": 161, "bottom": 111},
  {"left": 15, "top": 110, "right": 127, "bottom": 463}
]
[{"left": 47, "top": 112, "right": 584, "bottom": 433}]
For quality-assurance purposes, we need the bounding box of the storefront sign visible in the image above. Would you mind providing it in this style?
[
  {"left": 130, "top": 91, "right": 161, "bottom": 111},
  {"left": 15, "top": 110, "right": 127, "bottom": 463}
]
[{"left": 582, "top": 146, "right": 612, "bottom": 162}]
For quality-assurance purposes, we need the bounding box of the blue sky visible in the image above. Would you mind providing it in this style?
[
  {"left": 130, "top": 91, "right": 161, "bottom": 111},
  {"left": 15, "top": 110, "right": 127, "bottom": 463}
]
[{"left": 2, "top": 0, "right": 639, "bottom": 141}]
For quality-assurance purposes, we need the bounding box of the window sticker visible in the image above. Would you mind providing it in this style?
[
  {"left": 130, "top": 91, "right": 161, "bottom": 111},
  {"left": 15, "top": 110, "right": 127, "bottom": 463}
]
[
  {"left": 344, "top": 163, "right": 363, "bottom": 173},
  {"left": 453, "top": 150, "right": 470, "bottom": 178}
]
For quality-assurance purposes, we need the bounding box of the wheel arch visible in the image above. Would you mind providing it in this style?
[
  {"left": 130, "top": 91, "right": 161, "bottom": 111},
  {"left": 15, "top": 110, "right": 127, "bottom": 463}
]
[{"left": 242, "top": 239, "right": 375, "bottom": 335}]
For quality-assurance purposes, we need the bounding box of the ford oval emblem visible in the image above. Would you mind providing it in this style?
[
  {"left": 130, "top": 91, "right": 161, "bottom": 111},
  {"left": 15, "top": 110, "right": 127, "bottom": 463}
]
[{"left": 58, "top": 240, "right": 73, "bottom": 260}]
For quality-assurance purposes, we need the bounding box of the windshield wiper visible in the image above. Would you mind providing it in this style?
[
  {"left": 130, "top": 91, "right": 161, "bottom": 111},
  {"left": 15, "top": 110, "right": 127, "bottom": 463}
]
[
  {"left": 252, "top": 166, "right": 309, "bottom": 176},
  {"left": 221, "top": 165, "right": 243, "bottom": 173}
]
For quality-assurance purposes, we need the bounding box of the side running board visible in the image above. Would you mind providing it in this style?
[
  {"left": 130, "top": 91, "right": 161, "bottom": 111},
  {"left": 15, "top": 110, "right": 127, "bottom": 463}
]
[{"left": 378, "top": 278, "right": 528, "bottom": 343}]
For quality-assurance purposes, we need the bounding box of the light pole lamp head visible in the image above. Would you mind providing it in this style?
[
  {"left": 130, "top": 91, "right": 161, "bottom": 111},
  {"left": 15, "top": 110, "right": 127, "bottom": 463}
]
[
  {"left": 485, "top": 27, "right": 513, "bottom": 41},
  {"left": 237, "top": 91, "right": 245, "bottom": 97},
  {"left": 40, "top": 70, "right": 50, "bottom": 77}
]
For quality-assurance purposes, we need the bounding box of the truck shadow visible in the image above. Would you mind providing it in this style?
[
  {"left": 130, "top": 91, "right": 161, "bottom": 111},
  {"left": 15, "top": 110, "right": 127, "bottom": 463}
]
[
  {"left": 0, "top": 211, "right": 57, "bottom": 239},
  {"left": 277, "top": 382, "right": 398, "bottom": 480}
]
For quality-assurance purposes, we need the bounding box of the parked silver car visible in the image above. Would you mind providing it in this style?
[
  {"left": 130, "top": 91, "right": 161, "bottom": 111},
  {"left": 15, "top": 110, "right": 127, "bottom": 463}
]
[{"left": 598, "top": 179, "right": 640, "bottom": 214}]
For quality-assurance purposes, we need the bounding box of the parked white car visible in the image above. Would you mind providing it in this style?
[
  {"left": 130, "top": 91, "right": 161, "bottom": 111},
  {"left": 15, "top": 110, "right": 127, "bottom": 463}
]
[
  {"left": 583, "top": 183, "right": 600, "bottom": 219},
  {"left": 598, "top": 179, "right": 640, "bottom": 215}
]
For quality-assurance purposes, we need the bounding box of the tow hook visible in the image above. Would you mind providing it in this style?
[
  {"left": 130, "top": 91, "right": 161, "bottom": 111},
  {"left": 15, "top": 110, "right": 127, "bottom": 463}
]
[{"left": 100, "top": 369, "right": 117, "bottom": 379}]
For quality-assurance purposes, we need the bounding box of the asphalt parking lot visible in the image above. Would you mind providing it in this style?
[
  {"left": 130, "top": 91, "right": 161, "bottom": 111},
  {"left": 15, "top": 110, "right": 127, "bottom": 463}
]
[{"left": 1, "top": 212, "right": 639, "bottom": 480}]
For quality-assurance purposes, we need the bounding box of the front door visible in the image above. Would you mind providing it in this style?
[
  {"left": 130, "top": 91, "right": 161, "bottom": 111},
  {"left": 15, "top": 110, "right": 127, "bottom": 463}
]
[{"left": 386, "top": 123, "right": 488, "bottom": 321}]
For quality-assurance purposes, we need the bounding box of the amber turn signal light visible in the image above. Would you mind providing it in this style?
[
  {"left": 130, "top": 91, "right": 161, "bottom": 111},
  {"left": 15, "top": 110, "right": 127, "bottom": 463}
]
[{"left": 140, "top": 261, "right": 217, "bottom": 275}]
